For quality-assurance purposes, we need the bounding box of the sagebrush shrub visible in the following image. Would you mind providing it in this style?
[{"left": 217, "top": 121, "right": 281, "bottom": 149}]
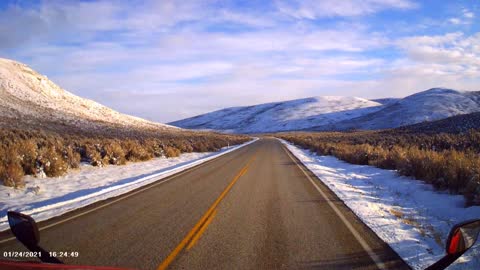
[
  {"left": 64, "top": 146, "right": 80, "bottom": 169},
  {"left": 103, "top": 142, "right": 126, "bottom": 165},
  {"left": 144, "top": 139, "right": 163, "bottom": 157},
  {"left": 279, "top": 130, "right": 480, "bottom": 206},
  {"left": 180, "top": 143, "right": 193, "bottom": 153},
  {"left": 85, "top": 144, "right": 103, "bottom": 167},
  {"left": 0, "top": 128, "right": 249, "bottom": 187},
  {"left": 17, "top": 139, "right": 38, "bottom": 174},
  {"left": 192, "top": 141, "right": 209, "bottom": 152},
  {"left": 41, "top": 146, "right": 68, "bottom": 177},
  {"left": 123, "top": 140, "right": 153, "bottom": 161},
  {"left": 165, "top": 146, "right": 181, "bottom": 158},
  {"left": 0, "top": 161, "right": 24, "bottom": 188}
]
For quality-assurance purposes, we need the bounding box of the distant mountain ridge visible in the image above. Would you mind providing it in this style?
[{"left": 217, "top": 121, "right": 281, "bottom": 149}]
[
  {"left": 171, "top": 88, "right": 480, "bottom": 133},
  {"left": 0, "top": 58, "right": 176, "bottom": 134},
  {"left": 170, "top": 96, "right": 383, "bottom": 133},
  {"left": 319, "top": 88, "right": 480, "bottom": 131},
  {"left": 398, "top": 112, "right": 480, "bottom": 134}
]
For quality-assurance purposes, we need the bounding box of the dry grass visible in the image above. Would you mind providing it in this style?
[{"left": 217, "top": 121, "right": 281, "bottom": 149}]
[
  {"left": 103, "top": 142, "right": 126, "bottom": 165},
  {"left": 0, "top": 128, "right": 249, "bottom": 187},
  {"left": 164, "top": 146, "right": 181, "bottom": 158},
  {"left": 0, "top": 161, "right": 24, "bottom": 188},
  {"left": 389, "top": 209, "right": 417, "bottom": 227},
  {"left": 389, "top": 209, "right": 443, "bottom": 246},
  {"left": 278, "top": 130, "right": 480, "bottom": 206}
]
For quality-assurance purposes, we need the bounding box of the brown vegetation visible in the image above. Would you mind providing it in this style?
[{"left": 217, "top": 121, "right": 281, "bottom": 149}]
[
  {"left": 0, "top": 161, "right": 24, "bottom": 188},
  {"left": 277, "top": 130, "right": 480, "bottom": 206},
  {"left": 0, "top": 128, "right": 249, "bottom": 188},
  {"left": 164, "top": 146, "right": 181, "bottom": 158}
]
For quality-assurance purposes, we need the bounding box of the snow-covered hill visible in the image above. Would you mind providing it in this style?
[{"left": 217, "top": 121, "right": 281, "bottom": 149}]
[
  {"left": 171, "top": 88, "right": 480, "bottom": 133},
  {"left": 371, "top": 98, "right": 400, "bottom": 106},
  {"left": 323, "top": 88, "right": 480, "bottom": 131},
  {"left": 0, "top": 58, "right": 176, "bottom": 133},
  {"left": 170, "top": 96, "right": 383, "bottom": 133}
]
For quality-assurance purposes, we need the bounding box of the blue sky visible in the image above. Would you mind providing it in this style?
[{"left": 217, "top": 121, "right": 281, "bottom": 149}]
[{"left": 0, "top": 0, "right": 479, "bottom": 122}]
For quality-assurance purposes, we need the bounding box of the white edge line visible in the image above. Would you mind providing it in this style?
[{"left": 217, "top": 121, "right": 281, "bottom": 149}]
[
  {"left": 280, "top": 141, "right": 386, "bottom": 270},
  {"left": 0, "top": 138, "right": 259, "bottom": 244}
]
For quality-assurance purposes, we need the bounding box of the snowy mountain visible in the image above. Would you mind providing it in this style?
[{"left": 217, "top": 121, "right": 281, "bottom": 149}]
[
  {"left": 171, "top": 88, "right": 480, "bottom": 133},
  {"left": 322, "top": 88, "right": 480, "bottom": 131},
  {"left": 170, "top": 96, "right": 383, "bottom": 133},
  {"left": 0, "top": 58, "right": 176, "bottom": 133},
  {"left": 371, "top": 98, "right": 400, "bottom": 106}
]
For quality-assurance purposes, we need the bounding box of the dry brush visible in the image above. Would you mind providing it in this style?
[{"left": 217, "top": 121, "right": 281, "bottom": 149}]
[
  {"left": 0, "top": 128, "right": 249, "bottom": 188},
  {"left": 277, "top": 130, "right": 480, "bottom": 206}
]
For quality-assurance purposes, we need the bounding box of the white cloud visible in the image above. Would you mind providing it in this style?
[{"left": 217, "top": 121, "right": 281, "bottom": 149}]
[
  {"left": 214, "top": 10, "right": 276, "bottom": 27},
  {"left": 372, "top": 32, "right": 480, "bottom": 97},
  {"left": 1, "top": 0, "right": 478, "bottom": 122},
  {"left": 130, "top": 62, "right": 234, "bottom": 81},
  {"left": 448, "top": 18, "right": 461, "bottom": 25},
  {"left": 275, "top": 0, "right": 416, "bottom": 19},
  {"left": 445, "top": 8, "right": 475, "bottom": 26},
  {"left": 463, "top": 9, "right": 474, "bottom": 18},
  {"left": 43, "top": 49, "right": 387, "bottom": 122},
  {"left": 0, "top": 1, "right": 124, "bottom": 49},
  {"left": 398, "top": 32, "right": 480, "bottom": 67},
  {"left": 0, "top": 0, "right": 264, "bottom": 49}
]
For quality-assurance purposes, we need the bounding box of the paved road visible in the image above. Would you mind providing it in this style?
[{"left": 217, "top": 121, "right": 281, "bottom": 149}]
[{"left": 0, "top": 138, "right": 409, "bottom": 270}]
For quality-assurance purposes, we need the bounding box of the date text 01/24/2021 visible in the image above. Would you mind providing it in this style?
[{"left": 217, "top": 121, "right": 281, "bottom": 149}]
[{"left": 3, "top": 251, "right": 80, "bottom": 258}]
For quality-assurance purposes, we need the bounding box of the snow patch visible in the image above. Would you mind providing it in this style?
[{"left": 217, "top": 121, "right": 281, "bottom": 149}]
[
  {"left": 0, "top": 138, "right": 257, "bottom": 232},
  {"left": 280, "top": 139, "right": 480, "bottom": 270}
]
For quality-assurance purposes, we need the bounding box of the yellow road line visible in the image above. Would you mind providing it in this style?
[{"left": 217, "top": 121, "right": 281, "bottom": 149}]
[
  {"left": 186, "top": 209, "right": 217, "bottom": 250},
  {"left": 0, "top": 142, "right": 253, "bottom": 245},
  {"left": 157, "top": 155, "right": 256, "bottom": 270}
]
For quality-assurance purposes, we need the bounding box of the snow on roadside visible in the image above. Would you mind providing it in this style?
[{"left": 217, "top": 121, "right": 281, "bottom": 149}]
[
  {"left": 280, "top": 139, "right": 480, "bottom": 270},
  {"left": 0, "top": 139, "right": 257, "bottom": 232}
]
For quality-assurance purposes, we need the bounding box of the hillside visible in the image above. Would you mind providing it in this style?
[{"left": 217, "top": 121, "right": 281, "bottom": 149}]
[
  {"left": 172, "top": 88, "right": 480, "bottom": 133},
  {"left": 170, "top": 96, "right": 383, "bottom": 133},
  {"left": 0, "top": 58, "right": 175, "bottom": 135},
  {"left": 320, "top": 88, "right": 480, "bottom": 131},
  {"left": 398, "top": 111, "right": 480, "bottom": 134},
  {"left": 0, "top": 58, "right": 249, "bottom": 188}
]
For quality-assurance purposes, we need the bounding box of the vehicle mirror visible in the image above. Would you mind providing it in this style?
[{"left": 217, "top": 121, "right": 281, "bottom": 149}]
[
  {"left": 446, "top": 219, "right": 480, "bottom": 256},
  {"left": 7, "top": 211, "right": 40, "bottom": 248}
]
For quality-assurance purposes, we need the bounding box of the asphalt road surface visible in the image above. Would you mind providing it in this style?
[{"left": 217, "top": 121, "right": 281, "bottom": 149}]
[{"left": 0, "top": 138, "right": 409, "bottom": 270}]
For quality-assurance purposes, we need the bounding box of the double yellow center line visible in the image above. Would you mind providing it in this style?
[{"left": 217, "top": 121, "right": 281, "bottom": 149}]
[{"left": 157, "top": 154, "right": 256, "bottom": 270}]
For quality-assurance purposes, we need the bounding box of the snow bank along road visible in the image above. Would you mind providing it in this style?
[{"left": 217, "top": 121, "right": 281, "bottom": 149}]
[
  {"left": 281, "top": 139, "right": 480, "bottom": 270},
  {"left": 0, "top": 139, "right": 257, "bottom": 233},
  {"left": 0, "top": 138, "right": 407, "bottom": 270}
]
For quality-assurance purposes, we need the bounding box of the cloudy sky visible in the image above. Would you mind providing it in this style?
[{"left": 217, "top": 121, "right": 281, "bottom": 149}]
[{"left": 0, "top": 0, "right": 479, "bottom": 122}]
